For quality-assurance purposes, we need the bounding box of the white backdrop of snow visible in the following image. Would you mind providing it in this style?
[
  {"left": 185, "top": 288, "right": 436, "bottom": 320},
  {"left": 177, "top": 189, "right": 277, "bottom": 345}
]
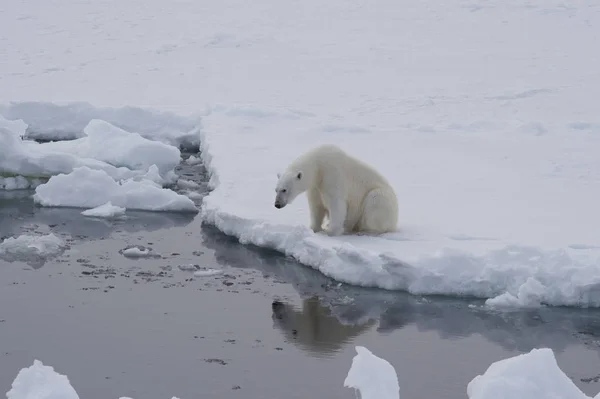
[{"left": 1, "top": 0, "right": 600, "bottom": 306}]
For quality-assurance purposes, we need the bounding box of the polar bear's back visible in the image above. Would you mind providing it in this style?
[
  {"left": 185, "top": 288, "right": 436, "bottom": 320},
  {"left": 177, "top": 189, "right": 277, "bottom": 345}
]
[{"left": 303, "top": 144, "right": 393, "bottom": 192}]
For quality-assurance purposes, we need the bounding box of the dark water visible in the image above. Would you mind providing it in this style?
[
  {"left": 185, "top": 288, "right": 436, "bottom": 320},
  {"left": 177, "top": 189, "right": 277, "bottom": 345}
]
[{"left": 2, "top": 162, "right": 600, "bottom": 399}]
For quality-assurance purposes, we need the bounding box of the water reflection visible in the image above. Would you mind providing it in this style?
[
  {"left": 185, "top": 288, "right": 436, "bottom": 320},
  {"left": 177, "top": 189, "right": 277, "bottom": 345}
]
[
  {"left": 0, "top": 191, "right": 196, "bottom": 268},
  {"left": 272, "top": 297, "right": 376, "bottom": 358},
  {"left": 201, "top": 224, "right": 600, "bottom": 358}
]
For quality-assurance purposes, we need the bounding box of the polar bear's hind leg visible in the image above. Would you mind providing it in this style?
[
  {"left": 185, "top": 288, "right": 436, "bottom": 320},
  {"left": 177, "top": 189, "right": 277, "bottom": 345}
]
[{"left": 358, "top": 188, "right": 398, "bottom": 234}]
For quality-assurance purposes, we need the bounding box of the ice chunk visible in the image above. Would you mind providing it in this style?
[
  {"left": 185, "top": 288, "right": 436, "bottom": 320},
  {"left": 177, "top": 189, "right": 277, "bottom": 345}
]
[
  {"left": 177, "top": 179, "right": 200, "bottom": 189},
  {"left": 0, "top": 233, "right": 65, "bottom": 261},
  {"left": 6, "top": 359, "right": 79, "bottom": 399},
  {"left": 1, "top": 125, "right": 152, "bottom": 182},
  {"left": 0, "top": 176, "right": 32, "bottom": 190},
  {"left": 1, "top": 101, "right": 200, "bottom": 150},
  {"left": 467, "top": 348, "right": 595, "bottom": 399},
  {"left": 485, "top": 277, "right": 546, "bottom": 309},
  {"left": 344, "top": 346, "right": 400, "bottom": 399},
  {"left": 5, "top": 359, "right": 181, "bottom": 399},
  {"left": 81, "top": 201, "right": 126, "bottom": 218},
  {"left": 193, "top": 268, "right": 224, "bottom": 277},
  {"left": 185, "top": 155, "right": 202, "bottom": 165},
  {"left": 119, "top": 245, "right": 160, "bottom": 258},
  {"left": 33, "top": 167, "right": 198, "bottom": 213},
  {"left": 40, "top": 119, "right": 181, "bottom": 177},
  {"left": 1, "top": 117, "right": 181, "bottom": 190}
]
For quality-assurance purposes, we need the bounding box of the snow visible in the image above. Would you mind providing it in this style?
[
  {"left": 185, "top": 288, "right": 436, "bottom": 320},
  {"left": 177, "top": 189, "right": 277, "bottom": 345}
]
[
  {"left": 344, "top": 346, "right": 400, "bottom": 399},
  {"left": 1, "top": 0, "right": 600, "bottom": 307},
  {"left": 0, "top": 233, "right": 65, "bottom": 263},
  {"left": 81, "top": 201, "right": 126, "bottom": 218}
]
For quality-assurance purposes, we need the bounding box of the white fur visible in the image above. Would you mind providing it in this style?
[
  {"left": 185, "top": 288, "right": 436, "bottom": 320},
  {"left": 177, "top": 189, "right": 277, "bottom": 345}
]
[{"left": 274, "top": 144, "right": 399, "bottom": 236}]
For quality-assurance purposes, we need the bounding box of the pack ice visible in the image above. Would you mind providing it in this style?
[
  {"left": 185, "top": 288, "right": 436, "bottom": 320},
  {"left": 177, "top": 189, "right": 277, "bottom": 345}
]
[
  {"left": 0, "top": 106, "right": 199, "bottom": 213},
  {"left": 1, "top": 0, "right": 599, "bottom": 307}
]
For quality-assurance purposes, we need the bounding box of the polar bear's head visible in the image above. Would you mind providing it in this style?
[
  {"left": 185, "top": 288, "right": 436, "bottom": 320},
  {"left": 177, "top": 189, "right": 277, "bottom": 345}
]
[{"left": 274, "top": 170, "right": 305, "bottom": 209}]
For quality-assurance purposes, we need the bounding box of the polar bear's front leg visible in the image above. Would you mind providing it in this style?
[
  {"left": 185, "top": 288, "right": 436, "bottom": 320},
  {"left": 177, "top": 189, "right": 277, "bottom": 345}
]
[
  {"left": 307, "top": 188, "right": 326, "bottom": 233},
  {"left": 324, "top": 197, "right": 346, "bottom": 236}
]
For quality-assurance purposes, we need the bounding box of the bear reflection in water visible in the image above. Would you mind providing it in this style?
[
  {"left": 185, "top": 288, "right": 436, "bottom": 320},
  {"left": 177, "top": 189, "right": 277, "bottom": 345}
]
[{"left": 272, "top": 297, "right": 376, "bottom": 358}]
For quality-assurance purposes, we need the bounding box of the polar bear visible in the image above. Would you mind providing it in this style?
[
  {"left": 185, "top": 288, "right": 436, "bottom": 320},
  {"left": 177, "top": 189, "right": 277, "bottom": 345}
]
[{"left": 274, "top": 144, "right": 398, "bottom": 236}]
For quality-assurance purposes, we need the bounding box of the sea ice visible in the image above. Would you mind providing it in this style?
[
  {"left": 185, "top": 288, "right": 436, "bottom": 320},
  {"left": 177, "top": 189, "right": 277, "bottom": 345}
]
[
  {"left": 0, "top": 233, "right": 65, "bottom": 261},
  {"left": 81, "top": 201, "right": 126, "bottom": 218},
  {"left": 6, "top": 360, "right": 79, "bottom": 399},
  {"left": 0, "top": 101, "right": 200, "bottom": 150},
  {"left": 1, "top": 0, "right": 599, "bottom": 308},
  {"left": 5, "top": 359, "right": 181, "bottom": 399},
  {"left": 39, "top": 119, "right": 181, "bottom": 177},
  {"left": 120, "top": 245, "right": 160, "bottom": 258},
  {"left": 185, "top": 155, "right": 202, "bottom": 165},
  {"left": 1, "top": 117, "right": 169, "bottom": 182},
  {"left": 467, "top": 348, "right": 599, "bottom": 399},
  {"left": 1, "top": 112, "right": 197, "bottom": 213},
  {"left": 343, "top": 346, "right": 600, "bottom": 399},
  {"left": 344, "top": 346, "right": 400, "bottom": 399},
  {"left": 199, "top": 106, "right": 600, "bottom": 308},
  {"left": 193, "top": 268, "right": 224, "bottom": 277},
  {"left": 34, "top": 167, "right": 197, "bottom": 213},
  {"left": 0, "top": 176, "right": 38, "bottom": 190}
]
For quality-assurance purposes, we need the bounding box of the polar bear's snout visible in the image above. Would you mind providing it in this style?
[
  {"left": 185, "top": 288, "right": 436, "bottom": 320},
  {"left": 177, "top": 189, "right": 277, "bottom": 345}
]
[{"left": 274, "top": 192, "right": 287, "bottom": 209}]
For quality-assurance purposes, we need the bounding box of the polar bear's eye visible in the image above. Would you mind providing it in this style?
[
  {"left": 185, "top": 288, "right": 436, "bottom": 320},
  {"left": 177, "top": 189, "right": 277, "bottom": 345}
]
[{"left": 282, "top": 189, "right": 287, "bottom": 193}]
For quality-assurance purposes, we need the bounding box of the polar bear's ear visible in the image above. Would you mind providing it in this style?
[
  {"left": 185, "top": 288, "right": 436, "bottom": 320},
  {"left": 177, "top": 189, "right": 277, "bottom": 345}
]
[
  {"left": 277, "top": 172, "right": 281, "bottom": 179},
  {"left": 296, "top": 171, "right": 302, "bottom": 180}
]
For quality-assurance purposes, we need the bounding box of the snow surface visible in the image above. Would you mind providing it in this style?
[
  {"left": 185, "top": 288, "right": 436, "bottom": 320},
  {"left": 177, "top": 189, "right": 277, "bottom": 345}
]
[
  {"left": 81, "top": 201, "right": 126, "bottom": 218},
  {"left": 1, "top": 0, "right": 600, "bottom": 306},
  {"left": 344, "top": 346, "right": 400, "bottom": 399}
]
